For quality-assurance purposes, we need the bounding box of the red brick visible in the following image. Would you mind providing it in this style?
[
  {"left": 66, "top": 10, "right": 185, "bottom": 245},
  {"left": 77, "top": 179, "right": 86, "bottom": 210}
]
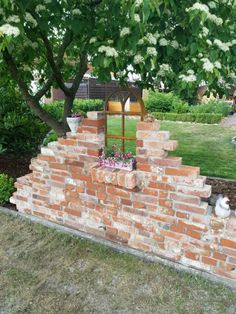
[
  {"left": 136, "top": 140, "right": 143, "bottom": 147},
  {"left": 185, "top": 251, "right": 199, "bottom": 260},
  {"left": 142, "top": 188, "right": 158, "bottom": 196},
  {"left": 38, "top": 155, "right": 57, "bottom": 162},
  {"left": 121, "top": 199, "right": 132, "bottom": 206},
  {"left": 176, "top": 211, "right": 189, "bottom": 219},
  {"left": 151, "top": 157, "right": 182, "bottom": 167},
  {"left": 170, "top": 193, "right": 201, "bottom": 205},
  {"left": 87, "top": 149, "right": 100, "bottom": 157},
  {"left": 174, "top": 202, "right": 207, "bottom": 215},
  {"left": 49, "top": 163, "right": 68, "bottom": 170},
  {"left": 220, "top": 238, "right": 236, "bottom": 249},
  {"left": 159, "top": 199, "right": 172, "bottom": 208},
  {"left": 137, "top": 121, "right": 160, "bottom": 131},
  {"left": 58, "top": 138, "right": 78, "bottom": 146},
  {"left": 136, "top": 164, "right": 152, "bottom": 172},
  {"left": 64, "top": 160, "right": 84, "bottom": 167},
  {"left": 186, "top": 229, "right": 201, "bottom": 240},
  {"left": 165, "top": 166, "right": 199, "bottom": 178},
  {"left": 176, "top": 184, "right": 212, "bottom": 198},
  {"left": 107, "top": 186, "right": 130, "bottom": 198},
  {"left": 82, "top": 118, "right": 105, "bottom": 127},
  {"left": 202, "top": 256, "right": 217, "bottom": 266},
  {"left": 64, "top": 208, "right": 81, "bottom": 217},
  {"left": 149, "top": 182, "right": 175, "bottom": 191}
]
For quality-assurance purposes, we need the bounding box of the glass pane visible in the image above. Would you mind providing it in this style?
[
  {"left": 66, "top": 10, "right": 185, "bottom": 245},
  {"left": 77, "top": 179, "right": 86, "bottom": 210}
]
[
  {"left": 124, "top": 140, "right": 136, "bottom": 156},
  {"left": 107, "top": 115, "right": 122, "bottom": 136},
  {"left": 124, "top": 116, "right": 138, "bottom": 137},
  {"left": 106, "top": 138, "right": 123, "bottom": 153}
]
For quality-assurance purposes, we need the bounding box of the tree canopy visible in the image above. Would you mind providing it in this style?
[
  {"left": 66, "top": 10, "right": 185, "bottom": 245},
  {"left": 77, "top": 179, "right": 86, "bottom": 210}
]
[{"left": 0, "top": 0, "right": 235, "bottom": 134}]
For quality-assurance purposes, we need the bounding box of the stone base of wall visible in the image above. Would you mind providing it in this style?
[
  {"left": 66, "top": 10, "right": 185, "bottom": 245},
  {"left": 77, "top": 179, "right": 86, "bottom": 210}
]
[{"left": 11, "top": 112, "right": 236, "bottom": 284}]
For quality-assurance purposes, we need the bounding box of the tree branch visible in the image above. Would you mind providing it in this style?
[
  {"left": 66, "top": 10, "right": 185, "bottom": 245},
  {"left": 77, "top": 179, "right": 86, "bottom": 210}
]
[
  {"left": 2, "top": 49, "right": 64, "bottom": 135},
  {"left": 70, "top": 54, "right": 88, "bottom": 96},
  {"left": 34, "top": 29, "right": 74, "bottom": 101}
]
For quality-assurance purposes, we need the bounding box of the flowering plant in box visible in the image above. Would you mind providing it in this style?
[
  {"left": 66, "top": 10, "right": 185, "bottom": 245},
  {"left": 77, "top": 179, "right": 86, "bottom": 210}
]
[{"left": 98, "top": 144, "right": 136, "bottom": 171}]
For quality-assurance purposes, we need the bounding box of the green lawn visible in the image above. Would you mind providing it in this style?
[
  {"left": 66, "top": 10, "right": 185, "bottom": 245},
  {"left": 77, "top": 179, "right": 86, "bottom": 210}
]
[
  {"left": 107, "top": 117, "right": 236, "bottom": 180},
  {"left": 0, "top": 211, "right": 236, "bottom": 313}
]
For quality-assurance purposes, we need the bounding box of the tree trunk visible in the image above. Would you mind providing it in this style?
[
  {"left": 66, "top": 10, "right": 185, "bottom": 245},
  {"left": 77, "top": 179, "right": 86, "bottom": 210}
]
[{"left": 63, "top": 95, "right": 74, "bottom": 135}]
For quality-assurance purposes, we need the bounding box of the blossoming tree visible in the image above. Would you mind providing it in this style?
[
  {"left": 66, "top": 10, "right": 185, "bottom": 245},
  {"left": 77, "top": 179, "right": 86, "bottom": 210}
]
[{"left": 0, "top": 0, "right": 235, "bottom": 134}]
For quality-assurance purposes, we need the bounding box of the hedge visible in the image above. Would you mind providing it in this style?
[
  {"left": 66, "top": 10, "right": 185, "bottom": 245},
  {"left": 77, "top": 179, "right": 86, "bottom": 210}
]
[{"left": 152, "top": 112, "right": 222, "bottom": 124}]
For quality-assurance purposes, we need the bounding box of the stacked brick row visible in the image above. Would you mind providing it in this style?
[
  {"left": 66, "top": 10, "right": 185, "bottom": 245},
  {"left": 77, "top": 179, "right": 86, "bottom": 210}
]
[{"left": 11, "top": 111, "right": 236, "bottom": 283}]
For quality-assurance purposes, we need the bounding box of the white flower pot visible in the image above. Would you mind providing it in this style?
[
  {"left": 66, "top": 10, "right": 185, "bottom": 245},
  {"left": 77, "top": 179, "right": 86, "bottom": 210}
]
[{"left": 66, "top": 117, "right": 81, "bottom": 135}]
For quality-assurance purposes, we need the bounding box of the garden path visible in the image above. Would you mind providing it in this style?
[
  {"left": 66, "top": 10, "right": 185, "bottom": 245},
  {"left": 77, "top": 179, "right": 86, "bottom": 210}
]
[{"left": 222, "top": 113, "right": 236, "bottom": 127}]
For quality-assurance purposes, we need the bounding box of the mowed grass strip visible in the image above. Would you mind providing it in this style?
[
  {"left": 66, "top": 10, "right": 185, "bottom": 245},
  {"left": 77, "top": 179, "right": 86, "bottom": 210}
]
[
  {"left": 0, "top": 212, "right": 236, "bottom": 313},
  {"left": 107, "top": 117, "right": 236, "bottom": 180}
]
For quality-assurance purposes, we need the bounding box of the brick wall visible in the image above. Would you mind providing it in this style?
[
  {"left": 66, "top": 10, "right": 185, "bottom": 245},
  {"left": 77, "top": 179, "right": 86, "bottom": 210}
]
[{"left": 11, "top": 111, "right": 236, "bottom": 284}]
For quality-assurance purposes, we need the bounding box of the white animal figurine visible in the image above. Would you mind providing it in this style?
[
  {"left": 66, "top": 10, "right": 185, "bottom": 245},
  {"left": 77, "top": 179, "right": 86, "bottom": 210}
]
[{"left": 215, "top": 195, "right": 231, "bottom": 218}]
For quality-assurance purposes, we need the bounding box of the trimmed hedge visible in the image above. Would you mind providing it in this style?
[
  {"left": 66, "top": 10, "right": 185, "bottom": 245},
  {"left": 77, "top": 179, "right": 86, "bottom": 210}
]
[
  {"left": 43, "top": 99, "right": 104, "bottom": 121},
  {"left": 152, "top": 112, "right": 222, "bottom": 124}
]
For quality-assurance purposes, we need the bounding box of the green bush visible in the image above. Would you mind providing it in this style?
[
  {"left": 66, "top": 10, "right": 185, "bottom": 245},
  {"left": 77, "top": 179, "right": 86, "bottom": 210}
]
[
  {"left": 0, "top": 174, "right": 14, "bottom": 205},
  {"left": 42, "top": 130, "right": 58, "bottom": 146},
  {"left": 190, "top": 100, "right": 230, "bottom": 117},
  {"left": 145, "top": 91, "right": 187, "bottom": 113},
  {"left": 0, "top": 86, "right": 49, "bottom": 156},
  {"left": 43, "top": 99, "right": 104, "bottom": 121},
  {"left": 152, "top": 112, "right": 222, "bottom": 124}
]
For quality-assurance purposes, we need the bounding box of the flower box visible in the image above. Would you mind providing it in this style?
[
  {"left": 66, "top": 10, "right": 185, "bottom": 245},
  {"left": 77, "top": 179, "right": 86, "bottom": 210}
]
[{"left": 98, "top": 158, "right": 135, "bottom": 171}]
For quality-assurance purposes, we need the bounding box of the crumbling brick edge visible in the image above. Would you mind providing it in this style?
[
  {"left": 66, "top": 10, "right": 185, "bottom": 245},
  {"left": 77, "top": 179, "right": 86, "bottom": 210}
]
[{"left": 1, "top": 205, "right": 235, "bottom": 290}]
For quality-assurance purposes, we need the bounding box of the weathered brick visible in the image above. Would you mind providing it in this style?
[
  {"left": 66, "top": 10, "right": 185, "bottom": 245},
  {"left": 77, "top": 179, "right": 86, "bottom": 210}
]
[
  {"left": 150, "top": 156, "right": 182, "bottom": 168},
  {"left": 165, "top": 166, "right": 200, "bottom": 178},
  {"left": 136, "top": 121, "right": 160, "bottom": 131},
  {"left": 220, "top": 238, "right": 236, "bottom": 249},
  {"left": 185, "top": 251, "right": 199, "bottom": 260},
  {"left": 202, "top": 256, "right": 217, "bottom": 266}
]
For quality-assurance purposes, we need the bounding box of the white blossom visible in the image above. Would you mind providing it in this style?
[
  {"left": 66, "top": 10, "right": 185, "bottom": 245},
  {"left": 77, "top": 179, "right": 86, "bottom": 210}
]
[
  {"left": 147, "top": 47, "right": 157, "bottom": 56},
  {"left": 202, "top": 27, "right": 209, "bottom": 37},
  {"left": 208, "top": 14, "right": 223, "bottom": 25},
  {"left": 171, "top": 40, "right": 179, "bottom": 49},
  {"left": 0, "top": 24, "right": 20, "bottom": 37},
  {"left": 159, "top": 38, "right": 168, "bottom": 46},
  {"left": 146, "top": 33, "right": 157, "bottom": 45},
  {"left": 206, "top": 39, "right": 212, "bottom": 46},
  {"left": 120, "top": 27, "right": 130, "bottom": 37},
  {"left": 72, "top": 9, "right": 81, "bottom": 15},
  {"left": 98, "top": 45, "right": 118, "bottom": 57},
  {"left": 201, "top": 58, "right": 214, "bottom": 72},
  {"left": 186, "top": 2, "right": 209, "bottom": 14},
  {"left": 187, "top": 69, "right": 194, "bottom": 75},
  {"left": 89, "top": 37, "right": 96, "bottom": 44},
  {"left": 138, "top": 38, "right": 144, "bottom": 45},
  {"left": 213, "top": 39, "right": 230, "bottom": 52},
  {"left": 214, "top": 61, "right": 221, "bottom": 69},
  {"left": 25, "top": 13, "right": 37, "bottom": 27},
  {"left": 107, "top": 39, "right": 113, "bottom": 44},
  {"left": 135, "top": 0, "right": 142, "bottom": 7},
  {"left": 44, "top": 0, "right": 52, "bottom": 3},
  {"left": 6, "top": 15, "right": 20, "bottom": 23},
  {"left": 134, "top": 14, "right": 140, "bottom": 23},
  {"left": 35, "top": 4, "right": 46, "bottom": 13},
  {"left": 158, "top": 64, "right": 172, "bottom": 76},
  {"left": 134, "top": 54, "right": 144, "bottom": 64},
  {"left": 179, "top": 71, "right": 197, "bottom": 82},
  {"left": 208, "top": 1, "right": 216, "bottom": 9}
]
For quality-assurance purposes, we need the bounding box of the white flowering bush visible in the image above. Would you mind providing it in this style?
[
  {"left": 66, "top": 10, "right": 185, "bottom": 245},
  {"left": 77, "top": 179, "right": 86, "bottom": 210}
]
[{"left": 0, "top": 0, "right": 235, "bottom": 133}]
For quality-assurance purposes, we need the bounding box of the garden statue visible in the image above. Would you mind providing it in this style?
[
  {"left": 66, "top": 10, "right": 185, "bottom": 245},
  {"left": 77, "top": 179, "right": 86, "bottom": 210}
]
[{"left": 215, "top": 195, "right": 231, "bottom": 219}]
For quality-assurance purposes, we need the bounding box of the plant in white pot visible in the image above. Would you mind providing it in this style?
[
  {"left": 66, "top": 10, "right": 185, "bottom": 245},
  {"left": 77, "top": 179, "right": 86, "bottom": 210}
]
[{"left": 66, "top": 112, "right": 83, "bottom": 135}]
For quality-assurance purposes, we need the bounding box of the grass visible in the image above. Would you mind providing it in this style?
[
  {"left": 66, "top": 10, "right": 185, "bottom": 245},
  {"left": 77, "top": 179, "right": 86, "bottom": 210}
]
[
  {"left": 0, "top": 211, "right": 236, "bottom": 314},
  {"left": 107, "top": 117, "right": 236, "bottom": 180}
]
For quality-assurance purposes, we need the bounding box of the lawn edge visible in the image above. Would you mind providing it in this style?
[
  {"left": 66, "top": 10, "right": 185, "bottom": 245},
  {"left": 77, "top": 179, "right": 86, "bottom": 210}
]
[{"left": 1, "top": 205, "right": 236, "bottom": 290}]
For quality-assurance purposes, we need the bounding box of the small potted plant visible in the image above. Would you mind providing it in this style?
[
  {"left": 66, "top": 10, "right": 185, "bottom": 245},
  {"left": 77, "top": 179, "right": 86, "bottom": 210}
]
[
  {"left": 66, "top": 112, "right": 83, "bottom": 135},
  {"left": 98, "top": 145, "right": 136, "bottom": 171}
]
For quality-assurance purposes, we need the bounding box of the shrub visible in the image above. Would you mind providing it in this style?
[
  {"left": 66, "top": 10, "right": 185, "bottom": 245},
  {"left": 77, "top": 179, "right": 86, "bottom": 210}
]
[
  {"left": 171, "top": 101, "right": 190, "bottom": 113},
  {"left": 0, "top": 86, "right": 49, "bottom": 156},
  {"left": 42, "top": 130, "right": 58, "bottom": 146},
  {"left": 190, "top": 100, "right": 231, "bottom": 117},
  {"left": 0, "top": 174, "right": 14, "bottom": 205},
  {"left": 152, "top": 112, "right": 222, "bottom": 124},
  {"left": 43, "top": 99, "right": 104, "bottom": 121},
  {"left": 145, "top": 91, "right": 187, "bottom": 113}
]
